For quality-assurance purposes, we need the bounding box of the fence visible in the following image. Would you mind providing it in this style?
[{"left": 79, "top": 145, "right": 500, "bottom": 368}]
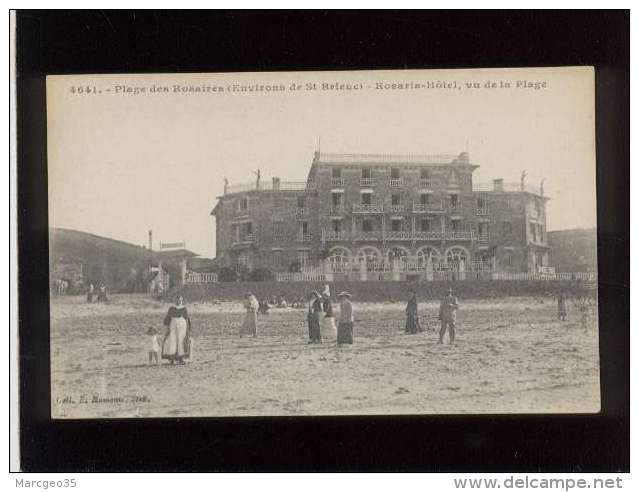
[{"left": 184, "top": 272, "right": 218, "bottom": 284}]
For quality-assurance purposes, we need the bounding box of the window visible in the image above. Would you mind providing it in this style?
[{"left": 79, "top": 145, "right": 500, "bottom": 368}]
[
  {"left": 391, "top": 219, "right": 402, "bottom": 232},
  {"left": 300, "top": 221, "right": 308, "bottom": 235},
  {"left": 273, "top": 222, "right": 285, "bottom": 238},
  {"left": 530, "top": 223, "right": 537, "bottom": 242},
  {"left": 421, "top": 219, "right": 431, "bottom": 232},
  {"left": 361, "top": 192, "right": 372, "bottom": 205},
  {"left": 391, "top": 194, "right": 401, "bottom": 205},
  {"left": 420, "top": 169, "right": 430, "bottom": 179},
  {"left": 331, "top": 219, "right": 342, "bottom": 233},
  {"left": 478, "top": 223, "right": 489, "bottom": 237},
  {"left": 477, "top": 197, "right": 486, "bottom": 209},
  {"left": 232, "top": 225, "right": 240, "bottom": 242},
  {"left": 238, "top": 197, "right": 249, "bottom": 212},
  {"left": 361, "top": 167, "right": 372, "bottom": 179},
  {"left": 331, "top": 192, "right": 342, "bottom": 206},
  {"left": 505, "top": 251, "right": 513, "bottom": 267},
  {"left": 362, "top": 219, "right": 373, "bottom": 232},
  {"left": 539, "top": 225, "right": 544, "bottom": 243},
  {"left": 332, "top": 167, "right": 341, "bottom": 178},
  {"left": 391, "top": 167, "right": 400, "bottom": 179},
  {"left": 273, "top": 250, "right": 284, "bottom": 267},
  {"left": 502, "top": 221, "right": 512, "bottom": 235},
  {"left": 244, "top": 222, "right": 253, "bottom": 236},
  {"left": 297, "top": 250, "right": 309, "bottom": 266},
  {"left": 420, "top": 193, "right": 430, "bottom": 205},
  {"left": 238, "top": 254, "right": 249, "bottom": 267},
  {"left": 450, "top": 194, "right": 459, "bottom": 208},
  {"left": 297, "top": 195, "right": 306, "bottom": 208},
  {"left": 451, "top": 219, "right": 461, "bottom": 232}
]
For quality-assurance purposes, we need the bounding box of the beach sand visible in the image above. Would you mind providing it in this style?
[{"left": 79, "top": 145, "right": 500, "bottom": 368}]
[{"left": 50, "top": 294, "right": 600, "bottom": 418}]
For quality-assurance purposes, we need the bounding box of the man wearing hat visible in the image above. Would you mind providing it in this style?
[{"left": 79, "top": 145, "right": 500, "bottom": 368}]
[
  {"left": 336, "top": 291, "right": 354, "bottom": 345},
  {"left": 438, "top": 287, "right": 459, "bottom": 344}
]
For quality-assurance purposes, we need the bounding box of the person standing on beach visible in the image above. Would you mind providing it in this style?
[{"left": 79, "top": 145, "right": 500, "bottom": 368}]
[
  {"left": 86, "top": 283, "right": 94, "bottom": 303},
  {"left": 240, "top": 292, "right": 259, "bottom": 338},
  {"left": 405, "top": 289, "right": 421, "bottom": 334},
  {"left": 320, "top": 285, "right": 337, "bottom": 341},
  {"left": 161, "top": 295, "right": 191, "bottom": 365},
  {"left": 307, "top": 291, "right": 323, "bottom": 343},
  {"left": 336, "top": 291, "right": 354, "bottom": 345},
  {"left": 438, "top": 287, "right": 459, "bottom": 344},
  {"left": 557, "top": 292, "right": 568, "bottom": 321}
]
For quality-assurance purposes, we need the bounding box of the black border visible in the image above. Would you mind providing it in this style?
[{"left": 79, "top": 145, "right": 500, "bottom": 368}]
[{"left": 16, "top": 11, "right": 629, "bottom": 471}]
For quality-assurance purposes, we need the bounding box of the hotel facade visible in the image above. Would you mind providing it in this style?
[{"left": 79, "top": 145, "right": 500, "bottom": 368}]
[{"left": 211, "top": 152, "right": 551, "bottom": 280}]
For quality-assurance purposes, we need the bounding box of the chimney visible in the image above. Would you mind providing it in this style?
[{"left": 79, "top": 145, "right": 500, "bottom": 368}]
[
  {"left": 493, "top": 179, "right": 504, "bottom": 192},
  {"left": 272, "top": 177, "right": 280, "bottom": 191},
  {"left": 148, "top": 230, "right": 153, "bottom": 251}
]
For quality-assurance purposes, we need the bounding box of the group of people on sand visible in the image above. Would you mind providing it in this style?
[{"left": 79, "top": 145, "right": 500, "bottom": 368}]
[
  {"left": 405, "top": 287, "right": 459, "bottom": 344},
  {"left": 149, "top": 284, "right": 571, "bottom": 366},
  {"left": 307, "top": 285, "right": 354, "bottom": 345},
  {"left": 86, "top": 282, "right": 108, "bottom": 303}
]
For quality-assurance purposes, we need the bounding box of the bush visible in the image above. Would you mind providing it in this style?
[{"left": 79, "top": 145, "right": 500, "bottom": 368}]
[{"left": 249, "top": 267, "right": 275, "bottom": 282}]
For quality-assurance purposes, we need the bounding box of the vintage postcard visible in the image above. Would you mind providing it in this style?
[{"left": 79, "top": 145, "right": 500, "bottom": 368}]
[{"left": 47, "top": 67, "right": 598, "bottom": 418}]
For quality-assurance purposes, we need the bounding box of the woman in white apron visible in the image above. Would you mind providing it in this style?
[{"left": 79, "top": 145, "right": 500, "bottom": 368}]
[
  {"left": 161, "top": 295, "right": 191, "bottom": 364},
  {"left": 320, "top": 284, "right": 337, "bottom": 341}
]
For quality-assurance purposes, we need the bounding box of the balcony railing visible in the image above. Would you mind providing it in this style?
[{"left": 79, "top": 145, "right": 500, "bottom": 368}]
[
  {"left": 473, "top": 181, "right": 545, "bottom": 196},
  {"left": 360, "top": 178, "right": 375, "bottom": 187},
  {"left": 389, "top": 204, "right": 405, "bottom": 213},
  {"left": 324, "top": 231, "right": 349, "bottom": 241},
  {"left": 390, "top": 178, "right": 404, "bottom": 187},
  {"left": 225, "top": 181, "right": 316, "bottom": 194},
  {"left": 297, "top": 233, "right": 312, "bottom": 242},
  {"left": 413, "top": 231, "right": 444, "bottom": 240},
  {"left": 294, "top": 207, "right": 308, "bottom": 218},
  {"left": 331, "top": 177, "right": 345, "bottom": 186},
  {"left": 478, "top": 232, "right": 490, "bottom": 242},
  {"left": 476, "top": 208, "right": 490, "bottom": 216},
  {"left": 353, "top": 232, "right": 382, "bottom": 241},
  {"left": 445, "top": 230, "right": 475, "bottom": 241},
  {"left": 329, "top": 204, "right": 345, "bottom": 214},
  {"left": 412, "top": 202, "right": 445, "bottom": 214},
  {"left": 353, "top": 203, "right": 384, "bottom": 214},
  {"left": 419, "top": 178, "right": 433, "bottom": 188},
  {"left": 448, "top": 204, "right": 462, "bottom": 214},
  {"left": 385, "top": 231, "right": 412, "bottom": 240}
]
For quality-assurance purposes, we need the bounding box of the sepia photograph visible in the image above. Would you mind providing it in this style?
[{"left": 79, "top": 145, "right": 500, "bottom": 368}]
[{"left": 46, "top": 67, "right": 599, "bottom": 419}]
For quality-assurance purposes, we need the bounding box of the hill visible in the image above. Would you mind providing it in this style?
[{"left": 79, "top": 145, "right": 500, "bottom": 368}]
[{"left": 548, "top": 228, "right": 597, "bottom": 273}]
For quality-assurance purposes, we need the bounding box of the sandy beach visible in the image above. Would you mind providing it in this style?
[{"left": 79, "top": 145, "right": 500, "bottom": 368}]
[{"left": 50, "top": 294, "right": 600, "bottom": 418}]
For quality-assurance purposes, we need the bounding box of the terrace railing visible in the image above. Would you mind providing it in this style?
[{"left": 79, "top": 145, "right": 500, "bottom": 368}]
[
  {"left": 324, "top": 231, "right": 350, "bottom": 241},
  {"left": 385, "top": 231, "right": 412, "bottom": 241},
  {"left": 412, "top": 202, "right": 445, "bottom": 214},
  {"left": 353, "top": 203, "right": 384, "bottom": 214},
  {"left": 445, "top": 230, "right": 476, "bottom": 241},
  {"left": 476, "top": 208, "right": 490, "bottom": 216},
  {"left": 473, "top": 182, "right": 545, "bottom": 196},
  {"left": 419, "top": 178, "right": 433, "bottom": 188},
  {"left": 390, "top": 178, "right": 404, "bottom": 188},
  {"left": 360, "top": 177, "right": 376, "bottom": 187},
  {"left": 318, "top": 152, "right": 459, "bottom": 165},
  {"left": 225, "top": 180, "right": 316, "bottom": 194},
  {"left": 389, "top": 204, "right": 405, "bottom": 213}
]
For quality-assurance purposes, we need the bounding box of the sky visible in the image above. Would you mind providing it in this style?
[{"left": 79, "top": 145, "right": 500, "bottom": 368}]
[{"left": 47, "top": 67, "right": 596, "bottom": 257}]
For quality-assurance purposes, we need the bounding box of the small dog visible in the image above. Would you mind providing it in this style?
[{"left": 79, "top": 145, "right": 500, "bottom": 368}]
[{"left": 146, "top": 326, "right": 160, "bottom": 364}]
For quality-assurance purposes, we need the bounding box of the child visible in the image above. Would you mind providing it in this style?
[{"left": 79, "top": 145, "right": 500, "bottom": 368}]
[{"left": 146, "top": 326, "right": 160, "bottom": 364}]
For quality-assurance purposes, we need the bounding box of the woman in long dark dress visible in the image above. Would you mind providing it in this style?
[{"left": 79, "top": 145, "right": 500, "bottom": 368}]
[
  {"left": 162, "top": 295, "right": 191, "bottom": 364},
  {"left": 405, "top": 290, "right": 421, "bottom": 334},
  {"left": 337, "top": 291, "right": 354, "bottom": 345},
  {"left": 307, "top": 291, "right": 323, "bottom": 343}
]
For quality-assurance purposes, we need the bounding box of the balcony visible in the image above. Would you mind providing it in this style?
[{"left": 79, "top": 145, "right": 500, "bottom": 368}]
[
  {"left": 476, "top": 208, "right": 490, "bottom": 216},
  {"left": 297, "top": 233, "right": 312, "bottom": 242},
  {"left": 324, "top": 231, "right": 349, "bottom": 241},
  {"left": 448, "top": 204, "right": 462, "bottom": 214},
  {"left": 353, "top": 203, "right": 384, "bottom": 214},
  {"left": 413, "top": 231, "right": 444, "bottom": 241},
  {"left": 389, "top": 204, "right": 405, "bottom": 213},
  {"left": 445, "top": 230, "right": 475, "bottom": 241},
  {"left": 419, "top": 178, "right": 433, "bottom": 188},
  {"left": 390, "top": 178, "right": 404, "bottom": 188},
  {"left": 478, "top": 232, "right": 490, "bottom": 242},
  {"left": 329, "top": 204, "right": 345, "bottom": 215},
  {"left": 331, "top": 177, "right": 345, "bottom": 186},
  {"left": 353, "top": 231, "right": 382, "bottom": 241},
  {"left": 412, "top": 202, "right": 445, "bottom": 214},
  {"left": 385, "top": 231, "right": 412, "bottom": 241},
  {"left": 294, "top": 207, "right": 308, "bottom": 218},
  {"left": 360, "top": 178, "right": 376, "bottom": 187}
]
